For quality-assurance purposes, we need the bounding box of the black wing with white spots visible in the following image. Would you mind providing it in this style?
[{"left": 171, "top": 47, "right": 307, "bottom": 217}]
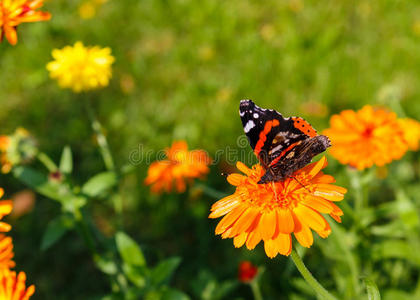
[{"left": 239, "top": 99, "right": 308, "bottom": 167}]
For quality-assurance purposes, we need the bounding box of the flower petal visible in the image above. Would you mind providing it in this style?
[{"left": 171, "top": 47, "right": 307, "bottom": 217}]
[
  {"left": 209, "top": 195, "right": 241, "bottom": 218},
  {"left": 292, "top": 212, "right": 313, "bottom": 248},
  {"left": 299, "top": 156, "right": 327, "bottom": 179},
  {"left": 245, "top": 230, "right": 261, "bottom": 250},
  {"left": 229, "top": 208, "right": 260, "bottom": 236},
  {"left": 301, "top": 195, "right": 334, "bottom": 214},
  {"left": 294, "top": 205, "right": 330, "bottom": 234},
  {"left": 215, "top": 204, "right": 247, "bottom": 235},
  {"left": 277, "top": 209, "right": 294, "bottom": 233},
  {"left": 264, "top": 238, "right": 278, "bottom": 258},
  {"left": 227, "top": 174, "right": 246, "bottom": 186},
  {"left": 233, "top": 232, "right": 248, "bottom": 248},
  {"left": 236, "top": 161, "right": 252, "bottom": 176},
  {"left": 258, "top": 211, "right": 277, "bottom": 241},
  {"left": 275, "top": 233, "right": 292, "bottom": 256}
]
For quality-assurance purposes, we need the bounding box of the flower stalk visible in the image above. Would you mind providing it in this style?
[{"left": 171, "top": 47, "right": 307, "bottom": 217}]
[
  {"left": 250, "top": 280, "right": 263, "bottom": 300},
  {"left": 290, "top": 248, "right": 338, "bottom": 300}
]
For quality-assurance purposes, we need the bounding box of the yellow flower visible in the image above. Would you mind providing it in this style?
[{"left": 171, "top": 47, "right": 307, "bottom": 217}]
[
  {"left": 78, "top": 2, "right": 96, "bottom": 19},
  {"left": 0, "top": 188, "right": 12, "bottom": 233},
  {"left": 398, "top": 118, "right": 420, "bottom": 151},
  {"left": 0, "top": 0, "right": 51, "bottom": 45},
  {"left": 209, "top": 157, "right": 346, "bottom": 258},
  {"left": 78, "top": 0, "right": 107, "bottom": 19},
  {"left": 0, "top": 269, "right": 35, "bottom": 300},
  {"left": 323, "top": 105, "right": 408, "bottom": 170},
  {"left": 46, "top": 41, "right": 115, "bottom": 93},
  {"left": 145, "top": 141, "right": 211, "bottom": 194}
]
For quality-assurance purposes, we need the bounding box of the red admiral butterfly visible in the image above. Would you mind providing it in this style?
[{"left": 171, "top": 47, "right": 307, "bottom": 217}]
[{"left": 239, "top": 99, "right": 331, "bottom": 184}]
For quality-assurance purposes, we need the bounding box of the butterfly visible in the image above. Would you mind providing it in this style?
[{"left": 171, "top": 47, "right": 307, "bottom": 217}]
[{"left": 239, "top": 99, "right": 331, "bottom": 184}]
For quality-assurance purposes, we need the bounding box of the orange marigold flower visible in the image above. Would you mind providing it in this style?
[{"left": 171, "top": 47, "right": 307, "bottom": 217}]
[
  {"left": 0, "top": 235, "right": 14, "bottom": 269},
  {"left": 209, "top": 157, "right": 346, "bottom": 258},
  {"left": 398, "top": 118, "right": 420, "bottom": 151},
  {"left": 145, "top": 141, "right": 211, "bottom": 194},
  {"left": 323, "top": 105, "right": 408, "bottom": 170},
  {"left": 0, "top": 269, "right": 35, "bottom": 300},
  {"left": 0, "top": 0, "right": 51, "bottom": 46},
  {"left": 0, "top": 136, "right": 11, "bottom": 174},
  {"left": 0, "top": 189, "right": 12, "bottom": 233},
  {"left": 238, "top": 261, "right": 258, "bottom": 283}
]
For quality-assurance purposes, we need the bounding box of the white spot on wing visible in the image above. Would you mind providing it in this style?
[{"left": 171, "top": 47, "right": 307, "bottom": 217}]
[
  {"left": 244, "top": 120, "right": 255, "bottom": 133},
  {"left": 240, "top": 111, "right": 245, "bottom": 117},
  {"left": 253, "top": 113, "right": 259, "bottom": 118}
]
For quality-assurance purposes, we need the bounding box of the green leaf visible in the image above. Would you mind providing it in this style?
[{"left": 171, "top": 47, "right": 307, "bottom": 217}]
[
  {"left": 82, "top": 171, "right": 118, "bottom": 197},
  {"left": 145, "top": 287, "right": 190, "bottom": 300},
  {"left": 363, "top": 277, "right": 381, "bottom": 300},
  {"left": 13, "top": 166, "right": 62, "bottom": 201},
  {"left": 59, "top": 146, "right": 73, "bottom": 174},
  {"left": 40, "top": 215, "right": 74, "bottom": 251},
  {"left": 150, "top": 257, "right": 181, "bottom": 286},
  {"left": 122, "top": 263, "right": 148, "bottom": 288},
  {"left": 373, "top": 240, "right": 420, "bottom": 266},
  {"left": 160, "top": 288, "right": 190, "bottom": 300},
  {"left": 94, "top": 254, "right": 118, "bottom": 275},
  {"left": 62, "top": 196, "right": 87, "bottom": 214},
  {"left": 115, "top": 231, "right": 146, "bottom": 267}
]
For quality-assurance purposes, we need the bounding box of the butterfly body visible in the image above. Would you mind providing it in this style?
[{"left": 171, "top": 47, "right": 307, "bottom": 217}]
[{"left": 239, "top": 99, "right": 330, "bottom": 184}]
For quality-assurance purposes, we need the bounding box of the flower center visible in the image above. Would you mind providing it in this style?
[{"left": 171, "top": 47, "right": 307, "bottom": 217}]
[{"left": 362, "top": 126, "right": 374, "bottom": 138}]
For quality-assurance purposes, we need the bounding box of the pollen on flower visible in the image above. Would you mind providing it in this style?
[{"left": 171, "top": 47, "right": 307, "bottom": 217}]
[
  {"left": 209, "top": 156, "right": 346, "bottom": 258},
  {"left": 46, "top": 41, "right": 115, "bottom": 93},
  {"left": 323, "top": 105, "right": 408, "bottom": 170},
  {"left": 145, "top": 141, "right": 212, "bottom": 194},
  {"left": 0, "top": 0, "right": 51, "bottom": 45}
]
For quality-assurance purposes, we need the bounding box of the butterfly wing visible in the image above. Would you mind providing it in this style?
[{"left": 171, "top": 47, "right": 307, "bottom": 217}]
[{"left": 239, "top": 99, "right": 313, "bottom": 168}]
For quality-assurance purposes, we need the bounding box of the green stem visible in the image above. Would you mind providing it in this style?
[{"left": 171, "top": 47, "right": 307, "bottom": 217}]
[
  {"left": 84, "top": 99, "right": 123, "bottom": 228},
  {"left": 84, "top": 100, "right": 115, "bottom": 171},
  {"left": 74, "top": 210, "right": 97, "bottom": 256},
  {"left": 290, "top": 248, "right": 338, "bottom": 300},
  {"left": 195, "top": 183, "right": 228, "bottom": 199},
  {"left": 250, "top": 280, "right": 263, "bottom": 300},
  {"left": 330, "top": 221, "right": 360, "bottom": 297},
  {"left": 37, "top": 152, "right": 58, "bottom": 172}
]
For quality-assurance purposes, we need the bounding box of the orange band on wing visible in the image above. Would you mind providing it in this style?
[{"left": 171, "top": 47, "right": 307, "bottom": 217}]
[
  {"left": 254, "top": 119, "right": 280, "bottom": 155},
  {"left": 269, "top": 141, "right": 301, "bottom": 167}
]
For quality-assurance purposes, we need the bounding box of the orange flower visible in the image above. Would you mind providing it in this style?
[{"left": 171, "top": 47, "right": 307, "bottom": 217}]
[
  {"left": 209, "top": 157, "right": 346, "bottom": 258},
  {"left": 0, "top": 0, "right": 51, "bottom": 45},
  {"left": 238, "top": 261, "right": 258, "bottom": 283},
  {"left": 0, "top": 235, "right": 14, "bottom": 269},
  {"left": 0, "top": 189, "right": 12, "bottom": 233},
  {"left": 0, "top": 136, "right": 11, "bottom": 174},
  {"left": 323, "top": 105, "right": 408, "bottom": 170},
  {"left": 398, "top": 118, "right": 420, "bottom": 151},
  {"left": 0, "top": 269, "right": 34, "bottom": 300},
  {"left": 145, "top": 141, "right": 211, "bottom": 193}
]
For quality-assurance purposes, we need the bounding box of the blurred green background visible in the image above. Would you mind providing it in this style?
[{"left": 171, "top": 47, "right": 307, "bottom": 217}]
[{"left": 1, "top": 0, "right": 420, "bottom": 299}]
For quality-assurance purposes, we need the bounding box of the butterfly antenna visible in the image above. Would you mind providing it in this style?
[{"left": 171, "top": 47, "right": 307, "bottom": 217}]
[{"left": 291, "top": 176, "right": 310, "bottom": 193}]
